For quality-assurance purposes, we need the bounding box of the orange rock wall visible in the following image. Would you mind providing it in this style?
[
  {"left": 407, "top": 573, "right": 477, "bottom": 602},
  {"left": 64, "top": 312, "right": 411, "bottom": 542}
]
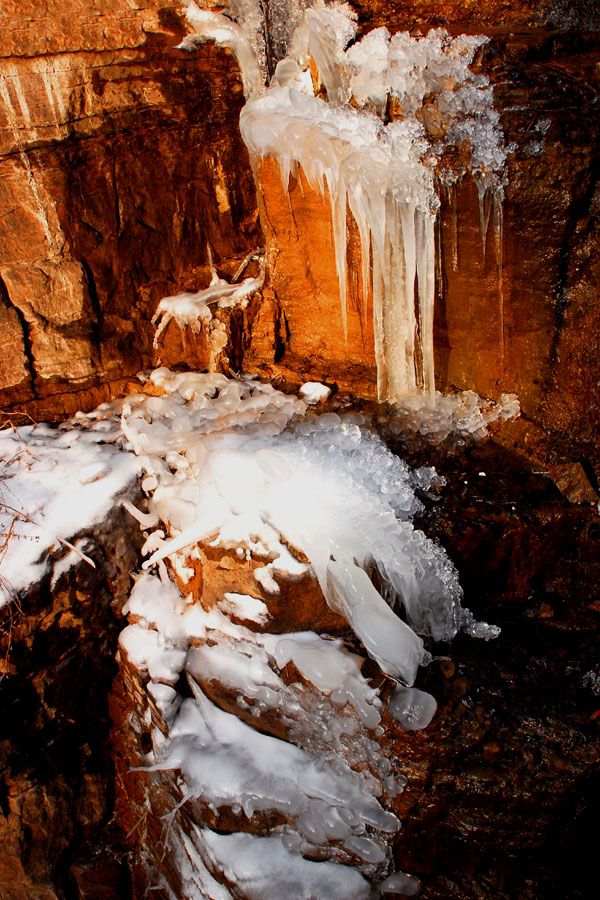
[{"left": 0, "top": 0, "right": 260, "bottom": 420}]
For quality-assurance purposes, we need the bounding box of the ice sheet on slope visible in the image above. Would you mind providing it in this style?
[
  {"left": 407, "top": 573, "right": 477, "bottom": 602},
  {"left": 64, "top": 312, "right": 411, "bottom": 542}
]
[
  {"left": 109, "top": 374, "right": 464, "bottom": 683},
  {"left": 150, "top": 686, "right": 398, "bottom": 849},
  {"left": 0, "top": 423, "right": 139, "bottom": 606},
  {"left": 200, "top": 828, "right": 372, "bottom": 900}
]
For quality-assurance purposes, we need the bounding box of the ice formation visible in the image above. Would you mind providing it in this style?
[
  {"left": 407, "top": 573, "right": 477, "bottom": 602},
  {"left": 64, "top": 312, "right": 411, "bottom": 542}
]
[
  {"left": 152, "top": 246, "right": 264, "bottom": 368},
  {"left": 25, "top": 366, "right": 498, "bottom": 894},
  {"left": 98, "top": 368, "right": 494, "bottom": 684},
  {"left": 179, "top": 2, "right": 264, "bottom": 97},
  {"left": 379, "top": 389, "right": 520, "bottom": 445},
  {"left": 122, "top": 569, "right": 406, "bottom": 882},
  {"left": 299, "top": 381, "right": 331, "bottom": 404},
  {"left": 183, "top": 2, "right": 507, "bottom": 403},
  {"left": 0, "top": 422, "right": 139, "bottom": 606}
]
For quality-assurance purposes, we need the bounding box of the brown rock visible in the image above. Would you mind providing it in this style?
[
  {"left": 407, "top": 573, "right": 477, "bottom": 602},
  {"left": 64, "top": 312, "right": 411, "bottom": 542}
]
[
  {"left": 170, "top": 542, "right": 349, "bottom": 636},
  {"left": 0, "top": 497, "right": 143, "bottom": 899},
  {"left": 350, "top": 0, "right": 600, "bottom": 31},
  {"left": 547, "top": 461, "right": 598, "bottom": 504},
  {"left": 0, "top": 0, "right": 260, "bottom": 420}
]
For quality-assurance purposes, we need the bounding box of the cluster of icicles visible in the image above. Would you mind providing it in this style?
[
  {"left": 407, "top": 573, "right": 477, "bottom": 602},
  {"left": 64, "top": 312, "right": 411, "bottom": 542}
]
[
  {"left": 181, "top": 0, "right": 507, "bottom": 402},
  {"left": 77, "top": 367, "right": 501, "bottom": 896}
]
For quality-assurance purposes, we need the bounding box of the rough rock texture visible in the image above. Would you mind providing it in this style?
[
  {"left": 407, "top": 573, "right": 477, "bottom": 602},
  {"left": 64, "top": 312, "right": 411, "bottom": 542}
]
[
  {"left": 0, "top": 496, "right": 143, "bottom": 900},
  {"left": 0, "top": 0, "right": 260, "bottom": 421},
  {"left": 388, "top": 434, "right": 600, "bottom": 900},
  {"left": 350, "top": 0, "right": 600, "bottom": 32},
  {"left": 169, "top": 542, "right": 349, "bottom": 636}
]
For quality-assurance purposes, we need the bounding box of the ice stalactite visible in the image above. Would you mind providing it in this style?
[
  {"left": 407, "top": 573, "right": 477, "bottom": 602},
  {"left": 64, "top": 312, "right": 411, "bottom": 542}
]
[
  {"left": 182, "top": 1, "right": 508, "bottom": 404},
  {"left": 151, "top": 245, "right": 264, "bottom": 369},
  {"left": 474, "top": 172, "right": 506, "bottom": 369}
]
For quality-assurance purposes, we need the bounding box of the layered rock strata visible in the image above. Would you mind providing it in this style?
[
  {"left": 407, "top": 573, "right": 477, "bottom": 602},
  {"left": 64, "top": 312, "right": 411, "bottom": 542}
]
[{"left": 0, "top": 0, "right": 260, "bottom": 420}]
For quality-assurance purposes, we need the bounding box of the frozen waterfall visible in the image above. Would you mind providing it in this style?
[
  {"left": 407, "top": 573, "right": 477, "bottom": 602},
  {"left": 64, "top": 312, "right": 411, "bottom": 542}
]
[{"left": 181, "top": 0, "right": 507, "bottom": 403}]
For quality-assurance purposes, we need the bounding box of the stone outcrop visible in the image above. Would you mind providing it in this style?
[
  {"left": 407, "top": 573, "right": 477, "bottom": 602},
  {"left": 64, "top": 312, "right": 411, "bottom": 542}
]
[
  {"left": 0, "top": 496, "right": 143, "bottom": 900},
  {"left": 110, "top": 425, "right": 600, "bottom": 900},
  {"left": 0, "top": 0, "right": 260, "bottom": 421}
]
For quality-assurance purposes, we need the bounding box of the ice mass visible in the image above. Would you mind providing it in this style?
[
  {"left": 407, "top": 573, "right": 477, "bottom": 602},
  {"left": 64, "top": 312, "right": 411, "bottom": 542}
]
[{"left": 0, "top": 1, "right": 520, "bottom": 897}]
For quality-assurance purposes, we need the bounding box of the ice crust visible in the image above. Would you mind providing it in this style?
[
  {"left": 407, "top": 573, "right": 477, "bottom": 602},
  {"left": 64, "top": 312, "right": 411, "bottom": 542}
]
[
  {"left": 200, "top": 829, "right": 373, "bottom": 899},
  {"left": 0, "top": 423, "right": 139, "bottom": 606},
  {"left": 94, "top": 368, "right": 501, "bottom": 890},
  {"left": 92, "top": 369, "right": 473, "bottom": 683},
  {"left": 184, "top": 2, "right": 508, "bottom": 403},
  {"left": 152, "top": 247, "right": 264, "bottom": 366},
  {"left": 122, "top": 571, "right": 405, "bottom": 877},
  {"left": 380, "top": 389, "right": 520, "bottom": 445},
  {"left": 151, "top": 689, "right": 398, "bottom": 839}
]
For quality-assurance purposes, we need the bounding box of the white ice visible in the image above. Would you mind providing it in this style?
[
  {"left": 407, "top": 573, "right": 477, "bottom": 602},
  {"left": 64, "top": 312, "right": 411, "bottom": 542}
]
[
  {"left": 184, "top": 3, "right": 507, "bottom": 403},
  {"left": 104, "top": 372, "right": 467, "bottom": 684},
  {"left": 149, "top": 685, "right": 399, "bottom": 837},
  {"left": 299, "top": 381, "right": 331, "bottom": 404},
  {"left": 199, "top": 828, "right": 372, "bottom": 899},
  {"left": 0, "top": 423, "right": 139, "bottom": 606}
]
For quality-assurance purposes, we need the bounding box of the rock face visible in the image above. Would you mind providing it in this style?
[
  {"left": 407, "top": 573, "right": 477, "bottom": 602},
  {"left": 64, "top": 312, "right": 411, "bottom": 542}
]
[
  {"left": 0, "top": 1, "right": 597, "bottom": 478},
  {"left": 351, "top": 0, "right": 600, "bottom": 31},
  {"left": 0, "top": 498, "right": 143, "bottom": 900},
  {"left": 0, "top": 0, "right": 260, "bottom": 421},
  {"left": 0, "top": 2, "right": 599, "bottom": 900}
]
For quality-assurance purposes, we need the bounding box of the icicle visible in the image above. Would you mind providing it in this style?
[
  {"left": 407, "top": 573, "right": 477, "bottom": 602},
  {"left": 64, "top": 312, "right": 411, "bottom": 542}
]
[
  {"left": 347, "top": 178, "right": 371, "bottom": 328},
  {"left": 450, "top": 182, "right": 459, "bottom": 271},
  {"left": 416, "top": 209, "right": 436, "bottom": 402},
  {"left": 476, "top": 174, "right": 494, "bottom": 255},
  {"left": 493, "top": 187, "right": 505, "bottom": 371},
  {"left": 328, "top": 171, "right": 348, "bottom": 351},
  {"left": 371, "top": 245, "right": 387, "bottom": 401},
  {"left": 224, "top": 3, "right": 509, "bottom": 405}
]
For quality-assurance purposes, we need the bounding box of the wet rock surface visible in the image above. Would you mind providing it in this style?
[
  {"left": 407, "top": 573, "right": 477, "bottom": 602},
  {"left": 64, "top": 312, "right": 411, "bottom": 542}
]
[{"left": 384, "top": 432, "right": 600, "bottom": 900}]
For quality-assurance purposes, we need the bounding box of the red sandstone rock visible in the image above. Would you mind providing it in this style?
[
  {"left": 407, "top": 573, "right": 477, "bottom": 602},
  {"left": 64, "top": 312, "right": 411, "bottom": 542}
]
[{"left": 0, "top": 0, "right": 260, "bottom": 420}]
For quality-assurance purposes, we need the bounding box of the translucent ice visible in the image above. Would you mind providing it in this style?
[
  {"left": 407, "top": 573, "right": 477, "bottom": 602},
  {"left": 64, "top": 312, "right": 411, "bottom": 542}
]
[
  {"left": 149, "top": 686, "right": 399, "bottom": 840},
  {"left": 388, "top": 685, "right": 437, "bottom": 731},
  {"left": 82, "top": 371, "right": 474, "bottom": 686}
]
